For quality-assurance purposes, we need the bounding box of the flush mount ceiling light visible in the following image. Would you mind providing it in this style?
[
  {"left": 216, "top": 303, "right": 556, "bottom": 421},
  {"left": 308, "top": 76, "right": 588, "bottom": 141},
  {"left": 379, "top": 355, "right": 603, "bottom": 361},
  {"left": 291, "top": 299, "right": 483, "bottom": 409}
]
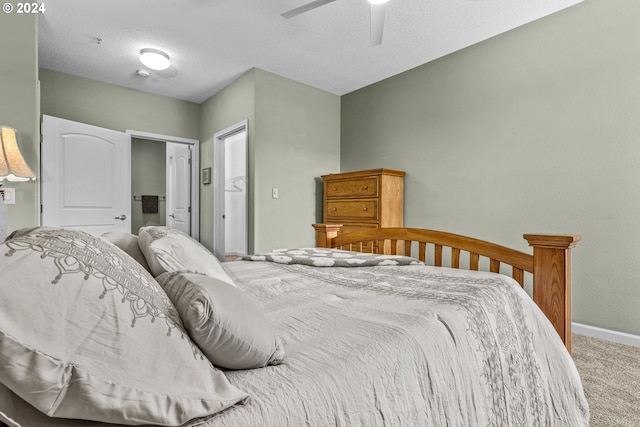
[
  {"left": 139, "top": 48, "right": 170, "bottom": 71},
  {"left": 367, "top": 0, "right": 389, "bottom": 4}
]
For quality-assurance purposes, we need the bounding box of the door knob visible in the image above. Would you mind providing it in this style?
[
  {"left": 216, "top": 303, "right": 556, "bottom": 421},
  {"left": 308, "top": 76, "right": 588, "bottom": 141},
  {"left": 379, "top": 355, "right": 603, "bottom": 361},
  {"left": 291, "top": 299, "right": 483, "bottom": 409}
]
[
  {"left": 114, "top": 214, "right": 127, "bottom": 220},
  {"left": 169, "top": 214, "right": 175, "bottom": 218}
]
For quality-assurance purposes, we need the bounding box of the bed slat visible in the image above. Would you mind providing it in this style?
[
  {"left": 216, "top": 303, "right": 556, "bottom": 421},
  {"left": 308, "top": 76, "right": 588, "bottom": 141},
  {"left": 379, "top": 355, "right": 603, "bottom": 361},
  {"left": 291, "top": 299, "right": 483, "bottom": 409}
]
[
  {"left": 419, "top": 242, "right": 426, "bottom": 262},
  {"left": 490, "top": 259, "right": 500, "bottom": 273},
  {"left": 513, "top": 267, "right": 525, "bottom": 287},
  {"left": 451, "top": 248, "right": 461, "bottom": 269},
  {"left": 434, "top": 244, "right": 443, "bottom": 267},
  {"left": 470, "top": 253, "right": 480, "bottom": 271}
]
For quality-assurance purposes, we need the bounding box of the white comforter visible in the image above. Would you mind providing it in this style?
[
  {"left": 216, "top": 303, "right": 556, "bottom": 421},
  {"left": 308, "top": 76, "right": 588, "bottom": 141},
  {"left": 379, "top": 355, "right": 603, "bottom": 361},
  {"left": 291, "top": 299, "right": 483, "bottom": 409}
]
[
  {"left": 0, "top": 261, "right": 589, "bottom": 426},
  {"left": 213, "top": 261, "right": 589, "bottom": 426}
]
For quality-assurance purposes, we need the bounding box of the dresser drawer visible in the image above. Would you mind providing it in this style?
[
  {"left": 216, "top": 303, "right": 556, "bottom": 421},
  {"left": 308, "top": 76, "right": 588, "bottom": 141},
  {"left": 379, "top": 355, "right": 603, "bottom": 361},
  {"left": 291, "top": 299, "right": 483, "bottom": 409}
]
[
  {"left": 325, "top": 177, "right": 378, "bottom": 199},
  {"left": 325, "top": 200, "right": 378, "bottom": 220}
]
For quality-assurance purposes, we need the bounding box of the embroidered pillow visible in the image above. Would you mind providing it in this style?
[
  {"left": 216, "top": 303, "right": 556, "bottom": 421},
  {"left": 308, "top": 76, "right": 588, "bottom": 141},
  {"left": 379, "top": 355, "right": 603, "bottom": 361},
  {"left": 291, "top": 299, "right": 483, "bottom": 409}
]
[
  {"left": 0, "top": 228, "right": 248, "bottom": 425},
  {"left": 138, "top": 226, "right": 235, "bottom": 285},
  {"left": 157, "top": 271, "right": 284, "bottom": 370}
]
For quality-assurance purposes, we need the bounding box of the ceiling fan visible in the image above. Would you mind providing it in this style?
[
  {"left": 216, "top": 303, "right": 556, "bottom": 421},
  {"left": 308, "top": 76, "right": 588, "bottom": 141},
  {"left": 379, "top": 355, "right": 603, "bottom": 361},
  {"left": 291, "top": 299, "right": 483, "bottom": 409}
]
[{"left": 281, "top": 0, "right": 390, "bottom": 46}]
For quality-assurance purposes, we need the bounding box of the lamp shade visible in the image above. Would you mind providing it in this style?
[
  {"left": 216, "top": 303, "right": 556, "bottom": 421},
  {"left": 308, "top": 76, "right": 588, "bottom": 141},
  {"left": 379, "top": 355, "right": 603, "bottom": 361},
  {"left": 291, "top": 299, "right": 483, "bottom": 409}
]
[{"left": 0, "top": 126, "right": 36, "bottom": 182}]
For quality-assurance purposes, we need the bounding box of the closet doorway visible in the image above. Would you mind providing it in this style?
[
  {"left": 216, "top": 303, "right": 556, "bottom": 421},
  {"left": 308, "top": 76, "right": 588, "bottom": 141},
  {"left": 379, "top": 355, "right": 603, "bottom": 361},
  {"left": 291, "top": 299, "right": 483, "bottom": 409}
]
[
  {"left": 127, "top": 130, "right": 200, "bottom": 239},
  {"left": 213, "top": 120, "right": 248, "bottom": 261}
]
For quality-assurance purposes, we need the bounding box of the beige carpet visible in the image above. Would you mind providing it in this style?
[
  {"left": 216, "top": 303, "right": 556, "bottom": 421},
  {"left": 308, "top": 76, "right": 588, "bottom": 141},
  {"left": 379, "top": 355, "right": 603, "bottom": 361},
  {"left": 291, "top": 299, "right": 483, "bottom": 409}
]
[{"left": 572, "top": 334, "right": 640, "bottom": 426}]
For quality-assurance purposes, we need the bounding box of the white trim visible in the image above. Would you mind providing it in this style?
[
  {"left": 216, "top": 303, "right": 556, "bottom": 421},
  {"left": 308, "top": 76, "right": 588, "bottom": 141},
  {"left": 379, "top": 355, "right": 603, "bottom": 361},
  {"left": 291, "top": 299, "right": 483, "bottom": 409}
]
[
  {"left": 224, "top": 251, "right": 247, "bottom": 257},
  {"left": 126, "top": 129, "right": 200, "bottom": 240},
  {"left": 126, "top": 130, "right": 197, "bottom": 145},
  {"left": 572, "top": 322, "right": 640, "bottom": 348},
  {"left": 0, "top": 196, "right": 7, "bottom": 241},
  {"left": 213, "top": 120, "right": 249, "bottom": 262}
]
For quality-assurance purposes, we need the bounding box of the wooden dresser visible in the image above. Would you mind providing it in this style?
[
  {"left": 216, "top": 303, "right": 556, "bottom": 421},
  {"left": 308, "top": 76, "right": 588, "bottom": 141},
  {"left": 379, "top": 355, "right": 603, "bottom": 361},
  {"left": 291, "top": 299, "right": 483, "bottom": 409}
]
[{"left": 321, "top": 169, "right": 405, "bottom": 243}]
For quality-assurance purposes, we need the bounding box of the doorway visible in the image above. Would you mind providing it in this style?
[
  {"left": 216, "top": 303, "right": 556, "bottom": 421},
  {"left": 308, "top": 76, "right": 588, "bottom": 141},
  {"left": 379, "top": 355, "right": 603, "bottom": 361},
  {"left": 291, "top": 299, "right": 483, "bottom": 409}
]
[
  {"left": 127, "top": 130, "right": 200, "bottom": 240},
  {"left": 213, "top": 120, "right": 248, "bottom": 261},
  {"left": 130, "top": 138, "right": 166, "bottom": 233}
]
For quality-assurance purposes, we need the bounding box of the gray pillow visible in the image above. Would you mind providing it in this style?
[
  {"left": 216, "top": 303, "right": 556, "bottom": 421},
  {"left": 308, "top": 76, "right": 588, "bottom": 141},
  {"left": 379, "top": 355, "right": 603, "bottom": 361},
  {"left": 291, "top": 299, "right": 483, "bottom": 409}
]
[
  {"left": 157, "top": 271, "right": 285, "bottom": 370},
  {"left": 138, "top": 226, "right": 235, "bottom": 286}
]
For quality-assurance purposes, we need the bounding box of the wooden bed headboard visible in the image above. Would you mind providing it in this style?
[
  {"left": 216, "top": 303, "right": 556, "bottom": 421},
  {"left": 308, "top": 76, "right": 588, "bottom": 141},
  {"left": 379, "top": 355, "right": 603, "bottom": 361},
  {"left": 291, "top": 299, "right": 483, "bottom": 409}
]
[{"left": 313, "top": 224, "right": 581, "bottom": 353}]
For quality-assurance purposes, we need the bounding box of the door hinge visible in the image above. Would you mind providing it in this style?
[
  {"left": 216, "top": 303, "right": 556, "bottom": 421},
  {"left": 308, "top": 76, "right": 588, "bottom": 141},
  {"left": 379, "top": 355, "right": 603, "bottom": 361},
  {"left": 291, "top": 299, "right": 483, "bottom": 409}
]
[{"left": 188, "top": 206, "right": 191, "bottom": 213}]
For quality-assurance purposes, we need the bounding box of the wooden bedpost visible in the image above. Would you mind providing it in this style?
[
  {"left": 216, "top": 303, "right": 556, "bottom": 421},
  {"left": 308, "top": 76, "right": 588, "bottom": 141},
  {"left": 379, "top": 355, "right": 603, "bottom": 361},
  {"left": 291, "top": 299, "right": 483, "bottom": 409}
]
[
  {"left": 523, "top": 234, "right": 582, "bottom": 353},
  {"left": 312, "top": 224, "right": 343, "bottom": 248}
]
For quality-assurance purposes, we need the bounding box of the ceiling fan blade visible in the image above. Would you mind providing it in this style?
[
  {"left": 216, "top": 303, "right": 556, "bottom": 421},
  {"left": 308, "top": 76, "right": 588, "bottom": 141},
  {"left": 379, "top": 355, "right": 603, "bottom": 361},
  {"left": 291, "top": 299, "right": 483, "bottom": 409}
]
[
  {"left": 281, "top": 0, "right": 337, "bottom": 19},
  {"left": 370, "top": 3, "right": 386, "bottom": 46}
]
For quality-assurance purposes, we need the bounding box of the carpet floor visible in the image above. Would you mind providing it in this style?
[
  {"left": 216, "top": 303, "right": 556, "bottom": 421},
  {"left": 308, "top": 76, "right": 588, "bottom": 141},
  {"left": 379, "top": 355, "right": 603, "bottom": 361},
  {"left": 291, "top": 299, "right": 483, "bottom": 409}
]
[{"left": 572, "top": 334, "right": 640, "bottom": 426}]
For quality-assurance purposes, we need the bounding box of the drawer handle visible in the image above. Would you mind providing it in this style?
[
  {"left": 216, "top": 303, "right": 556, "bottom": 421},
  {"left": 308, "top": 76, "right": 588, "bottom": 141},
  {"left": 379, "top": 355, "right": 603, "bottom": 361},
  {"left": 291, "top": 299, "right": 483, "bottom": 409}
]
[
  {"left": 363, "top": 185, "right": 368, "bottom": 190},
  {"left": 332, "top": 207, "right": 337, "bottom": 211},
  {"left": 332, "top": 187, "right": 337, "bottom": 191},
  {"left": 363, "top": 207, "right": 368, "bottom": 211}
]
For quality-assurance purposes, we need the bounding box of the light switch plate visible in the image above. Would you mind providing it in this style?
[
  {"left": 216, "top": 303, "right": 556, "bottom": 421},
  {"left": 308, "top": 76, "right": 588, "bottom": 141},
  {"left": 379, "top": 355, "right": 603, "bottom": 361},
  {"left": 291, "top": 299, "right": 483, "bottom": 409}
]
[{"left": 0, "top": 187, "right": 16, "bottom": 204}]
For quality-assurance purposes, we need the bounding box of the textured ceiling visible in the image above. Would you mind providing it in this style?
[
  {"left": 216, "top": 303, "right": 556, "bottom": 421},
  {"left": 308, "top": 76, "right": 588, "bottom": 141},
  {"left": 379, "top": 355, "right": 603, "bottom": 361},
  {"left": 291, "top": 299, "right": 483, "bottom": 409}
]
[{"left": 38, "top": 0, "right": 583, "bottom": 104}]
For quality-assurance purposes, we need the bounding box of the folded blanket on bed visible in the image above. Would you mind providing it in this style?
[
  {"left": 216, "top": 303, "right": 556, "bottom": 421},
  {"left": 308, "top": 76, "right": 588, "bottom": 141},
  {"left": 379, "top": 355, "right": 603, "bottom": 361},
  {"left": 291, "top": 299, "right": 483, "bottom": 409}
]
[{"left": 242, "top": 247, "right": 422, "bottom": 267}]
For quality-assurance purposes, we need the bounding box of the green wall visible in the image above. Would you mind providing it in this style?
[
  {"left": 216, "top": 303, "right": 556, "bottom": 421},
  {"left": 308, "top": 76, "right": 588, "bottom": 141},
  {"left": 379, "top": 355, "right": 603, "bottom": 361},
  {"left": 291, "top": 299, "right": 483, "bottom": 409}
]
[
  {"left": 199, "top": 70, "right": 256, "bottom": 251},
  {"left": 0, "top": 11, "right": 39, "bottom": 231},
  {"left": 40, "top": 69, "right": 200, "bottom": 138},
  {"left": 341, "top": 0, "right": 640, "bottom": 335},
  {"left": 199, "top": 69, "right": 340, "bottom": 253},
  {"left": 253, "top": 70, "right": 340, "bottom": 252}
]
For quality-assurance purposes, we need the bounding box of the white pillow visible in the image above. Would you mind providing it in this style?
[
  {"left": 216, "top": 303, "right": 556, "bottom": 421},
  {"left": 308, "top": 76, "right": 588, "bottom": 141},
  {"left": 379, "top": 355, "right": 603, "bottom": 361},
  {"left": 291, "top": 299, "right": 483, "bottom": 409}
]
[
  {"left": 158, "top": 271, "right": 285, "bottom": 370},
  {"left": 0, "top": 228, "right": 248, "bottom": 425},
  {"left": 138, "top": 226, "right": 234, "bottom": 285},
  {"left": 100, "top": 230, "right": 152, "bottom": 273}
]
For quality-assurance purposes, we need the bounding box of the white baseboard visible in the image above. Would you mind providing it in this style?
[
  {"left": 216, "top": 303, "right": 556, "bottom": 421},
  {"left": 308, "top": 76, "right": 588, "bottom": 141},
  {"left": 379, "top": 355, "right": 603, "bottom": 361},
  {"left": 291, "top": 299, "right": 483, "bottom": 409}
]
[
  {"left": 225, "top": 251, "right": 246, "bottom": 257},
  {"left": 572, "top": 322, "right": 640, "bottom": 348}
]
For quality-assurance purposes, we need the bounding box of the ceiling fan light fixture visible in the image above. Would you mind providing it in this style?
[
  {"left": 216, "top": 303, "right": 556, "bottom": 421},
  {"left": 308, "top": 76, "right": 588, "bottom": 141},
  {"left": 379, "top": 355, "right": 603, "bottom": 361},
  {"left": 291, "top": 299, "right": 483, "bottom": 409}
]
[
  {"left": 139, "top": 48, "right": 170, "bottom": 71},
  {"left": 368, "top": 0, "right": 389, "bottom": 4}
]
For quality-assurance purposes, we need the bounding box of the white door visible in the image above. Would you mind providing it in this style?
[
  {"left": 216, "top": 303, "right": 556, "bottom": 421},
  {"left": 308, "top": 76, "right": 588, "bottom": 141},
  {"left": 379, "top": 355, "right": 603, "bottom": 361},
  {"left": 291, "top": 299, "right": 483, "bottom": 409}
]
[
  {"left": 213, "top": 120, "right": 248, "bottom": 261},
  {"left": 41, "top": 115, "right": 131, "bottom": 236},
  {"left": 166, "top": 142, "right": 191, "bottom": 235}
]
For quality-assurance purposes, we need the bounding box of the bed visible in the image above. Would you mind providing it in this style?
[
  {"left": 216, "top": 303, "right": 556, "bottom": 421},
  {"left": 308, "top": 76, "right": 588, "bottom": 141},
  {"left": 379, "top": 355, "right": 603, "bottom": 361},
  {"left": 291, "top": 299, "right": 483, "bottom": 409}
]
[{"left": 0, "top": 225, "right": 589, "bottom": 426}]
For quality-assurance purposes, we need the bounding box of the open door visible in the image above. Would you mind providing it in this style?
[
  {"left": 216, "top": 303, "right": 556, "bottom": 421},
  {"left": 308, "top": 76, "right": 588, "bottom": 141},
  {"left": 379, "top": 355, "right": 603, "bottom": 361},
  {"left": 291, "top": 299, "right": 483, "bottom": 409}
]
[
  {"left": 41, "top": 115, "right": 131, "bottom": 235},
  {"left": 166, "top": 142, "right": 191, "bottom": 235}
]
